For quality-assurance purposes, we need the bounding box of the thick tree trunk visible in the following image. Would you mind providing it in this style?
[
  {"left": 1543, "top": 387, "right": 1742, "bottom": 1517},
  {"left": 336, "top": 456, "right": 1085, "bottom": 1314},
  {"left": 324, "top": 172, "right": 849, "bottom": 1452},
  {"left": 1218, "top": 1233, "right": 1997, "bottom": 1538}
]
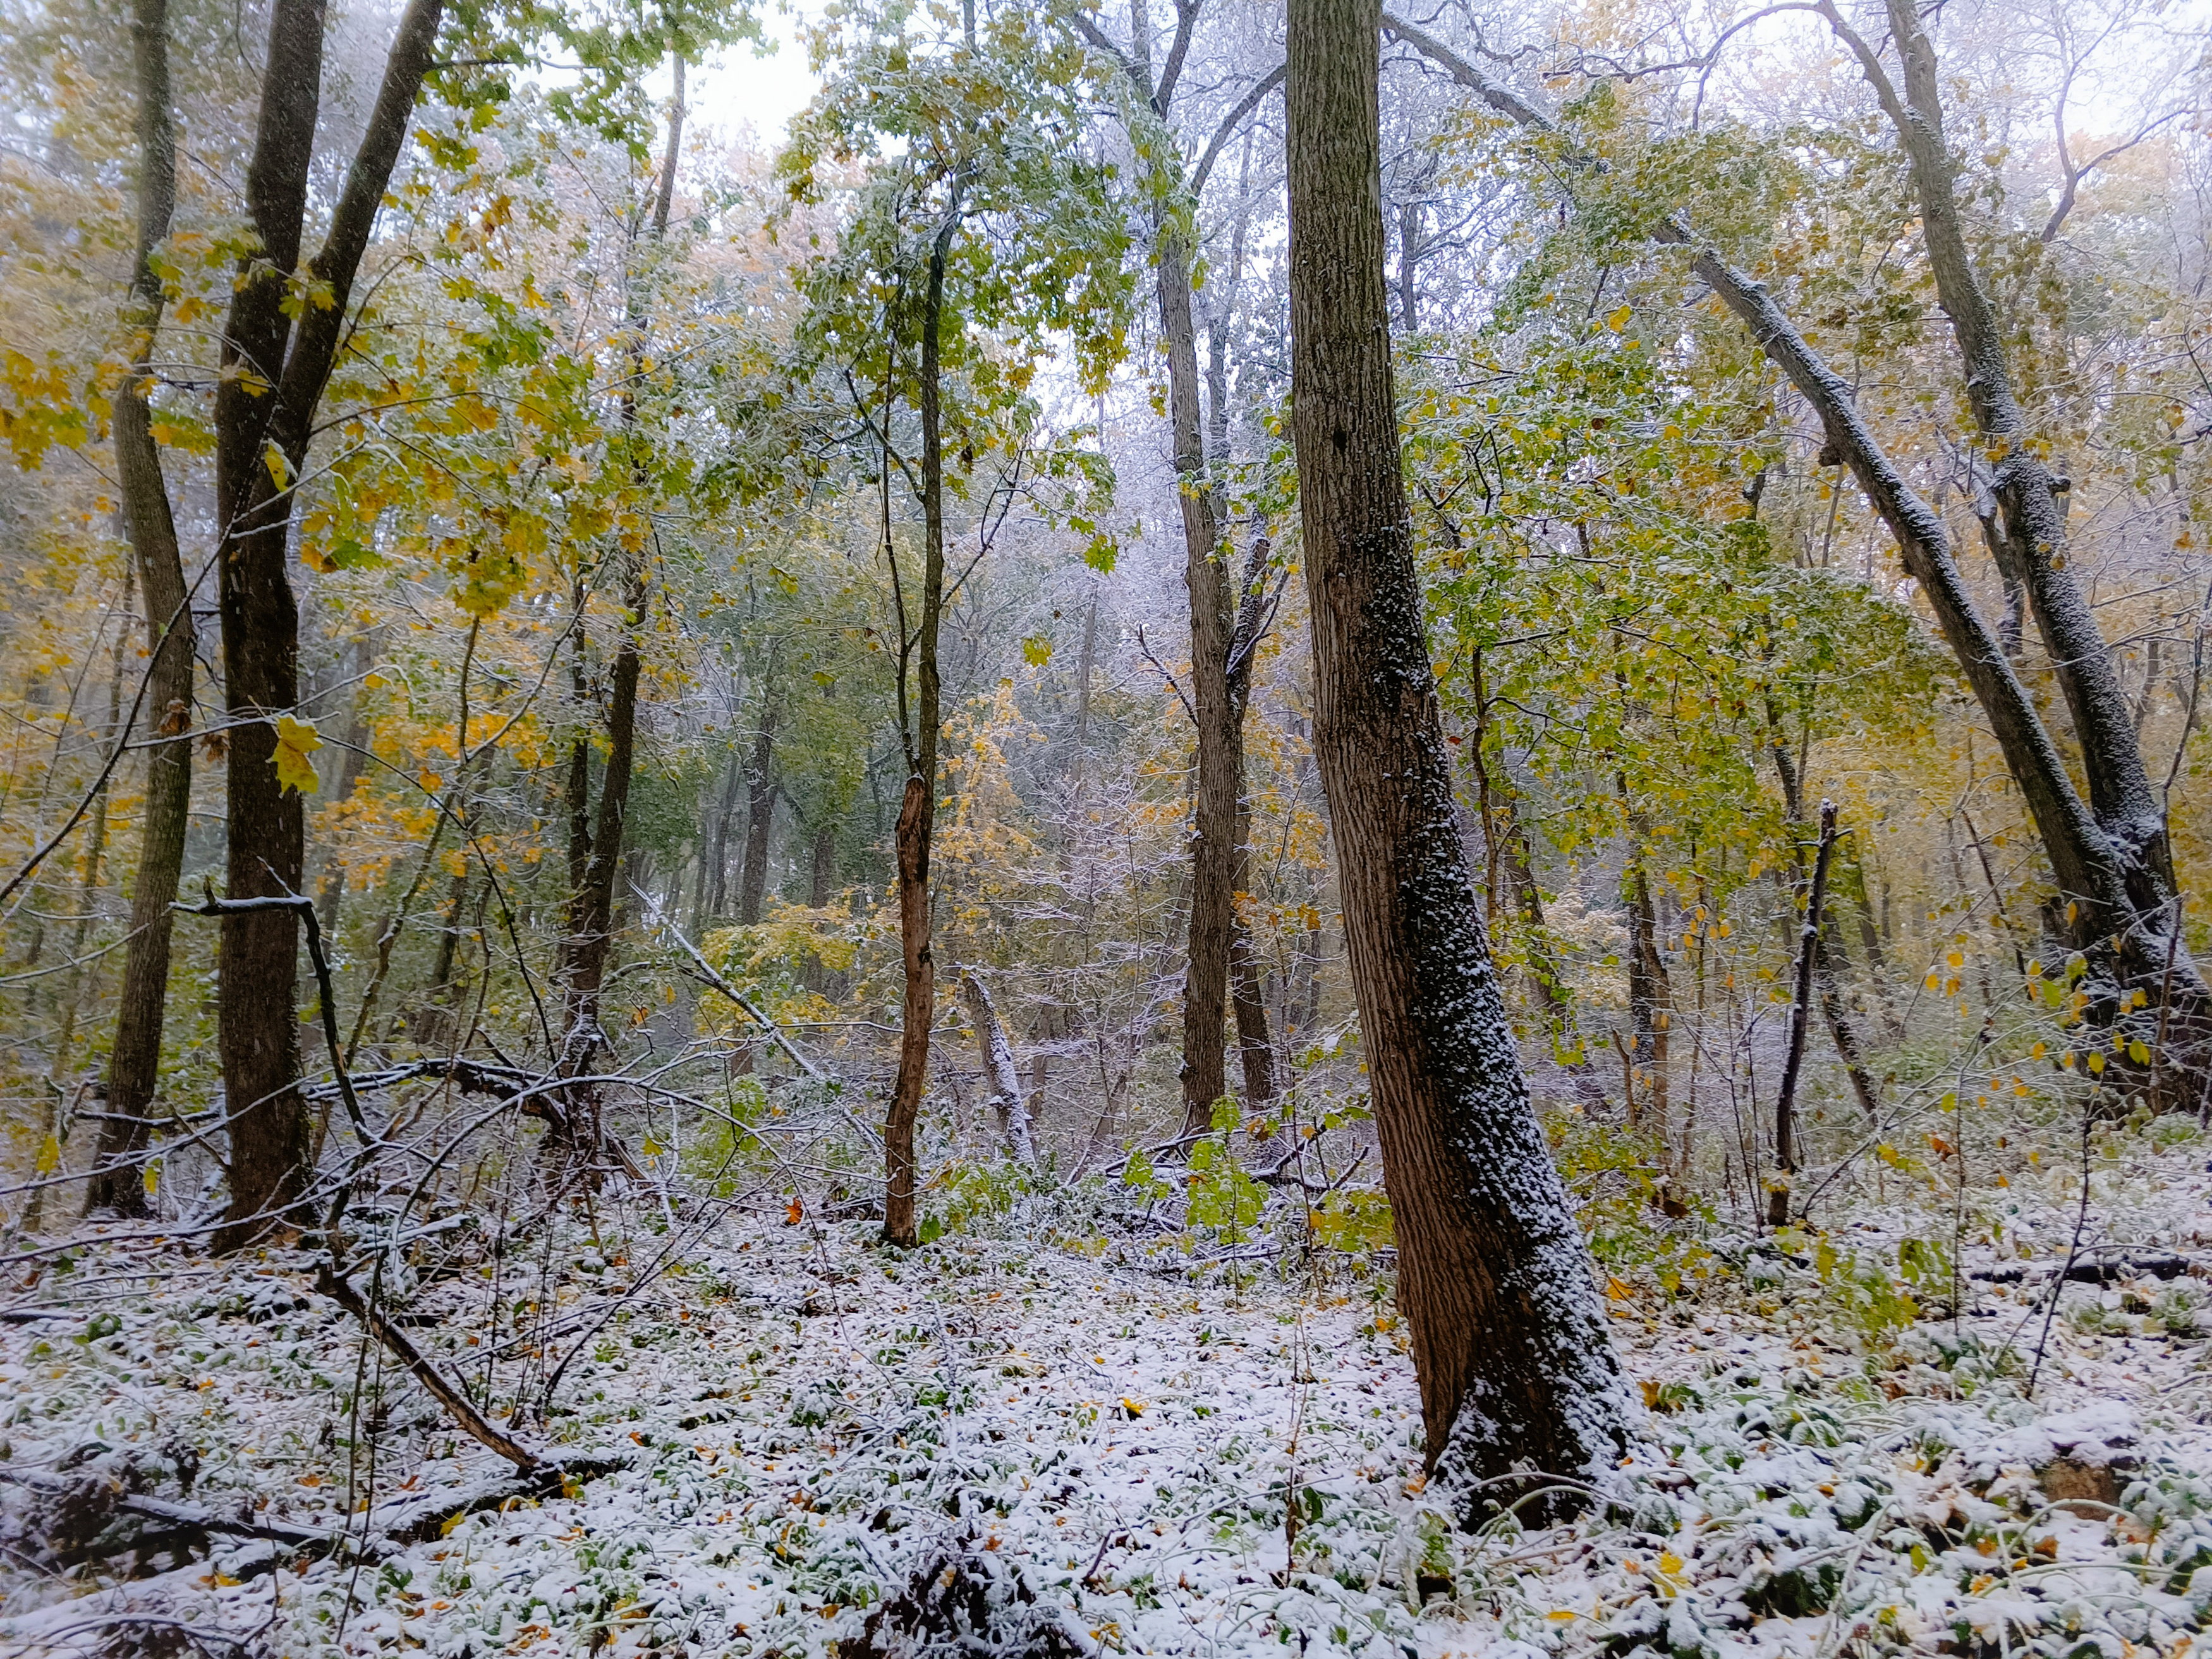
[
  {"left": 87, "top": 0, "right": 193, "bottom": 1218},
  {"left": 210, "top": 0, "right": 446, "bottom": 1253},
  {"left": 1287, "top": 0, "right": 1626, "bottom": 1521},
  {"left": 1158, "top": 216, "right": 1241, "bottom": 1140},
  {"left": 209, "top": 0, "right": 329, "bottom": 1255}
]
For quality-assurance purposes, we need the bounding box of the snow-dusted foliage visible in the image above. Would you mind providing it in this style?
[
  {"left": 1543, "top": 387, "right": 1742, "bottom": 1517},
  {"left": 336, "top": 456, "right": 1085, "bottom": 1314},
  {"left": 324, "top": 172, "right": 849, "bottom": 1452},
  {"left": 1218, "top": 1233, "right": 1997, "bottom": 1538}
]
[{"left": 2, "top": 1136, "right": 2208, "bottom": 1658}]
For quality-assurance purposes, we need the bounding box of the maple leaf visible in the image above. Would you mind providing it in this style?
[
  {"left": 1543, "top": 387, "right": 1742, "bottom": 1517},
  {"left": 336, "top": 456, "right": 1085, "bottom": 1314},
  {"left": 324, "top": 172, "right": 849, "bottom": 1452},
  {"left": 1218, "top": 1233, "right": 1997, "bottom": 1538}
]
[{"left": 273, "top": 713, "right": 322, "bottom": 794}]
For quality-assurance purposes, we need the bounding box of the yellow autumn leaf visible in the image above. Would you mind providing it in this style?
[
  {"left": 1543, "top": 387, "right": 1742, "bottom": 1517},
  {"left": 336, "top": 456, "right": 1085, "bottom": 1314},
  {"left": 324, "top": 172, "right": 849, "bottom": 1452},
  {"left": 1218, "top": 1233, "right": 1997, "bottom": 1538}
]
[
  {"left": 264, "top": 440, "right": 291, "bottom": 491},
  {"left": 2127, "top": 1039, "right": 2151, "bottom": 1064},
  {"left": 273, "top": 714, "right": 322, "bottom": 794},
  {"left": 1606, "top": 304, "right": 1632, "bottom": 331},
  {"left": 35, "top": 1134, "right": 60, "bottom": 1174}
]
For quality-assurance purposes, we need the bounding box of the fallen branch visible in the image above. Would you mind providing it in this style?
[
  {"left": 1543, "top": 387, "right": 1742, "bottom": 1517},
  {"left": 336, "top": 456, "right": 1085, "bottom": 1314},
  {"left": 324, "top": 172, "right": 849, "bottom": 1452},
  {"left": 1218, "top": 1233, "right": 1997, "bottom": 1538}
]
[
  {"left": 314, "top": 1264, "right": 542, "bottom": 1474},
  {"left": 631, "top": 882, "right": 829, "bottom": 1081},
  {"left": 1974, "top": 1250, "right": 2200, "bottom": 1285}
]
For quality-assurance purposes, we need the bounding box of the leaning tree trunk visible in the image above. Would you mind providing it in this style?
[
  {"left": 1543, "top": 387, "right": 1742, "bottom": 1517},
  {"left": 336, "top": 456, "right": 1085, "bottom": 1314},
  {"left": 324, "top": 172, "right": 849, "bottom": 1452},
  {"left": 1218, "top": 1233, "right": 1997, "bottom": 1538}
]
[
  {"left": 87, "top": 0, "right": 193, "bottom": 1219},
  {"left": 1863, "top": 0, "right": 2201, "bottom": 1066},
  {"left": 882, "top": 209, "right": 957, "bottom": 1251},
  {"left": 1287, "top": 0, "right": 1627, "bottom": 1521},
  {"left": 210, "top": 0, "right": 447, "bottom": 1253},
  {"left": 1382, "top": 8, "right": 2206, "bottom": 1091},
  {"left": 961, "top": 966, "right": 1040, "bottom": 1168}
]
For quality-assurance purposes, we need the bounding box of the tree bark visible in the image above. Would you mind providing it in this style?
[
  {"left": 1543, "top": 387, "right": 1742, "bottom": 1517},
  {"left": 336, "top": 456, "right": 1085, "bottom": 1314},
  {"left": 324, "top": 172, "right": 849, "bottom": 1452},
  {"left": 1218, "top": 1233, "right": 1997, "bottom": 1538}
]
[
  {"left": 1770, "top": 802, "right": 1838, "bottom": 1227},
  {"left": 552, "top": 56, "right": 684, "bottom": 1157},
  {"left": 1864, "top": 0, "right": 2169, "bottom": 888},
  {"left": 1287, "top": 0, "right": 1626, "bottom": 1520},
  {"left": 738, "top": 681, "right": 780, "bottom": 925},
  {"left": 1079, "top": 0, "right": 1279, "bottom": 1140},
  {"left": 1624, "top": 860, "right": 1672, "bottom": 1136},
  {"left": 87, "top": 0, "right": 193, "bottom": 1218},
  {"left": 961, "top": 966, "right": 1039, "bottom": 1167},
  {"left": 882, "top": 206, "right": 956, "bottom": 1250},
  {"left": 701, "top": 746, "right": 743, "bottom": 926},
  {"left": 1160, "top": 212, "right": 1241, "bottom": 1139},
  {"left": 211, "top": 0, "right": 446, "bottom": 1254}
]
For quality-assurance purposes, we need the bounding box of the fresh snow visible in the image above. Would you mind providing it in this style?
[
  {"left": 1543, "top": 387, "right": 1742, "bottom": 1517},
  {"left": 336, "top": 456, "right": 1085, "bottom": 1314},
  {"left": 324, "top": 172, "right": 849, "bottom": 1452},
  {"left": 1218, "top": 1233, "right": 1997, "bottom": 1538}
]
[{"left": 3, "top": 1143, "right": 2209, "bottom": 1658}]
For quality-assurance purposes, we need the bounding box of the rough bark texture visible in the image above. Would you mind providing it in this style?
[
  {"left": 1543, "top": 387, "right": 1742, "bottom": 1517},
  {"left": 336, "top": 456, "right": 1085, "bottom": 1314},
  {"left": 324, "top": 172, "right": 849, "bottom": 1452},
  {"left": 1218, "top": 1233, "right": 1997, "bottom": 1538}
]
[
  {"left": 87, "top": 0, "right": 192, "bottom": 1218},
  {"left": 211, "top": 0, "right": 446, "bottom": 1253},
  {"left": 1287, "top": 0, "right": 1627, "bottom": 1520},
  {"left": 1164, "top": 214, "right": 1242, "bottom": 1140}
]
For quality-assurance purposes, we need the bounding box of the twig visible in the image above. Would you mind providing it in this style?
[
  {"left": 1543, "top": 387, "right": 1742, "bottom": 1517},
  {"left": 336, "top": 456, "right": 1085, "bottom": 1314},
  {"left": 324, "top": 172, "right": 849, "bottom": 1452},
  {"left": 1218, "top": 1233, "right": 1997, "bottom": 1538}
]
[
  {"left": 631, "top": 882, "right": 828, "bottom": 1080},
  {"left": 315, "top": 1264, "right": 542, "bottom": 1474}
]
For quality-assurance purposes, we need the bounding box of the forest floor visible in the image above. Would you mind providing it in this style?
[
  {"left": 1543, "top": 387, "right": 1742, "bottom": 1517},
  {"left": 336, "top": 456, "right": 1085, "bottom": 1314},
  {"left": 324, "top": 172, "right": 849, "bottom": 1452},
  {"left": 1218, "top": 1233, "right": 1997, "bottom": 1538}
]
[{"left": 3, "top": 1123, "right": 2211, "bottom": 1659}]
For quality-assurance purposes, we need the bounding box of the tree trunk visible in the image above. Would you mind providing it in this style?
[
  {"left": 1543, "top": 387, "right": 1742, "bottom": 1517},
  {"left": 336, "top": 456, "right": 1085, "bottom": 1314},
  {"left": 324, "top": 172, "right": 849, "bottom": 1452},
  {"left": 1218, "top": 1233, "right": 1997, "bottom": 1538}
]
[
  {"left": 87, "top": 0, "right": 193, "bottom": 1219},
  {"left": 1770, "top": 802, "right": 1838, "bottom": 1227},
  {"left": 1287, "top": 0, "right": 1626, "bottom": 1520},
  {"left": 552, "top": 56, "right": 684, "bottom": 1155},
  {"left": 211, "top": 0, "right": 446, "bottom": 1254},
  {"left": 738, "top": 684, "right": 779, "bottom": 925},
  {"left": 1229, "top": 805, "right": 1277, "bottom": 1107},
  {"left": 1384, "top": 9, "right": 2209, "bottom": 1075},
  {"left": 1493, "top": 795, "right": 1608, "bottom": 1111},
  {"left": 1085, "top": 0, "right": 1273, "bottom": 1141},
  {"left": 1624, "top": 860, "right": 1672, "bottom": 1136},
  {"left": 961, "top": 967, "right": 1038, "bottom": 1167},
  {"left": 882, "top": 207, "right": 956, "bottom": 1250},
  {"left": 701, "top": 746, "right": 743, "bottom": 926},
  {"left": 1162, "top": 212, "right": 1241, "bottom": 1140}
]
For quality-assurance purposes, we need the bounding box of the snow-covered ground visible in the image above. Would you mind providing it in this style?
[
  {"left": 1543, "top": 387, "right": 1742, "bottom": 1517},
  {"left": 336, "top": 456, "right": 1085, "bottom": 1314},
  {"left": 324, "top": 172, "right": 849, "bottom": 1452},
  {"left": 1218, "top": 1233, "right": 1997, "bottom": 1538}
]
[{"left": 3, "top": 1138, "right": 2209, "bottom": 1658}]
